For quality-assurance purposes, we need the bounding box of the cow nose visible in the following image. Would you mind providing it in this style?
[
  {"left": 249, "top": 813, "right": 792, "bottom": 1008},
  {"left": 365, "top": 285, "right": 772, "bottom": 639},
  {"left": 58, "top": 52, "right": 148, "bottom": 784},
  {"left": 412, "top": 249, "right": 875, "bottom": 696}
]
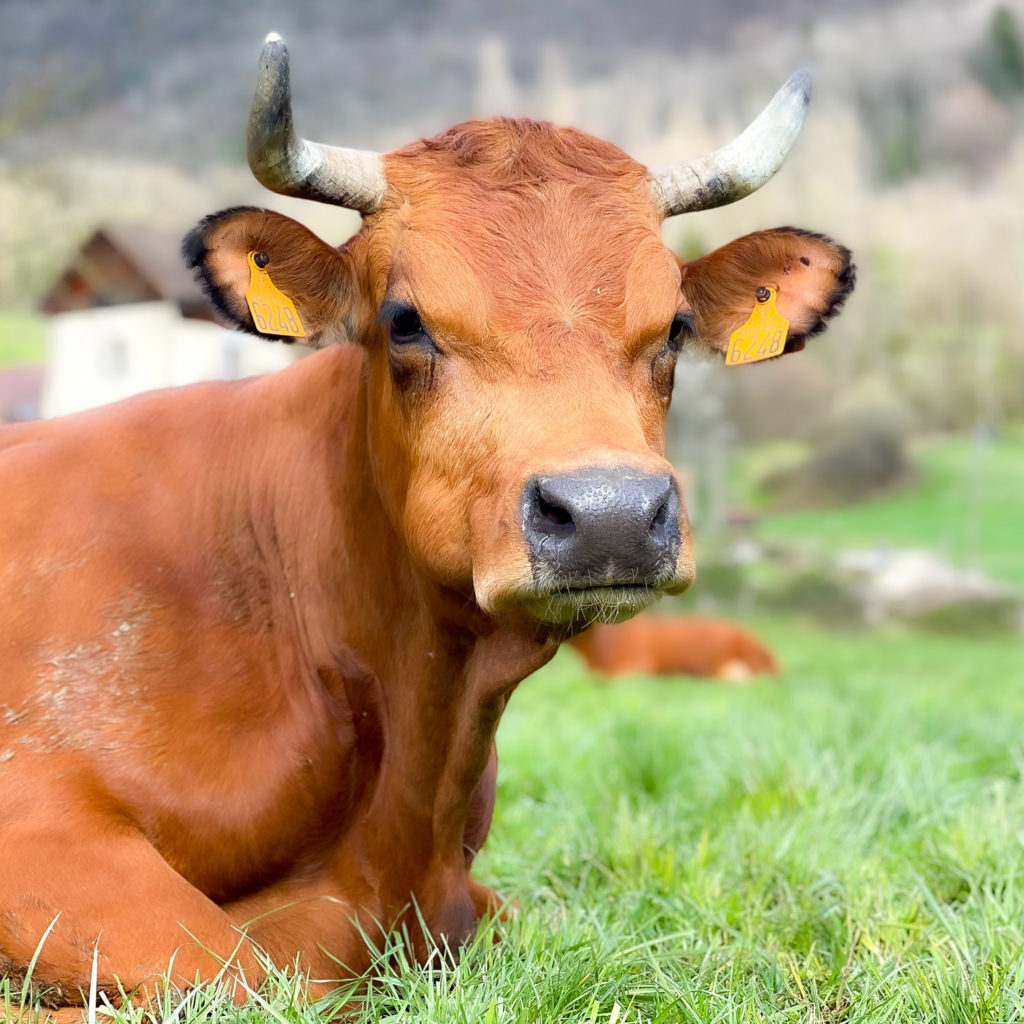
[{"left": 522, "top": 467, "right": 680, "bottom": 583}]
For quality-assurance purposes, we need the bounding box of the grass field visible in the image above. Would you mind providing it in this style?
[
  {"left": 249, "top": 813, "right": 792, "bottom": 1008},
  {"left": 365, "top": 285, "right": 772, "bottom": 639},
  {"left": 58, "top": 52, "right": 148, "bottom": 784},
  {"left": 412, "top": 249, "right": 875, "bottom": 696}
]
[
  {"left": 10, "top": 621, "right": 1023, "bottom": 1023},
  {"left": 483, "top": 625, "right": 1024, "bottom": 1024},
  {"left": 373, "top": 626, "right": 1024, "bottom": 1024}
]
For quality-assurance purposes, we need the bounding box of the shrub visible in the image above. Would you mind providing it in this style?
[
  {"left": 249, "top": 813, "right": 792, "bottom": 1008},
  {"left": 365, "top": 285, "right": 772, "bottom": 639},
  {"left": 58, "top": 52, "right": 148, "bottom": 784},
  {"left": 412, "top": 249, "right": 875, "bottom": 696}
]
[
  {"left": 907, "top": 595, "right": 1022, "bottom": 636},
  {"left": 970, "top": 5, "right": 1024, "bottom": 102},
  {"left": 763, "top": 566, "right": 866, "bottom": 630},
  {"left": 760, "top": 402, "right": 913, "bottom": 510}
]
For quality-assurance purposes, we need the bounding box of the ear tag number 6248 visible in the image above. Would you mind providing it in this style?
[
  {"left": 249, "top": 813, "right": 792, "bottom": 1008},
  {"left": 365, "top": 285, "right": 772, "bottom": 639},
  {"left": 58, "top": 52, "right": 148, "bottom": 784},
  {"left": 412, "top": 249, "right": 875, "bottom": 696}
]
[
  {"left": 725, "top": 287, "right": 788, "bottom": 366},
  {"left": 244, "top": 251, "right": 306, "bottom": 339}
]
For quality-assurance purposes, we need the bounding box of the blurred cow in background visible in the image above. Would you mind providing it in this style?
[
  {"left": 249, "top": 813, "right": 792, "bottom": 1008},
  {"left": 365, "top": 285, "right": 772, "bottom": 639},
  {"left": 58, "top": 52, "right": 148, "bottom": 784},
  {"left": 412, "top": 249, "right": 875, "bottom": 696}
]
[{"left": 570, "top": 615, "right": 779, "bottom": 682}]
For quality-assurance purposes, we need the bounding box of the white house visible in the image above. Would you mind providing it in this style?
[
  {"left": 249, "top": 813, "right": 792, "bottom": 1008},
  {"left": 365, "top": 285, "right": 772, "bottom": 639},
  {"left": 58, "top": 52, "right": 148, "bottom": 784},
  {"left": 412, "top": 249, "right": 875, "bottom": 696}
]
[{"left": 38, "top": 225, "right": 297, "bottom": 419}]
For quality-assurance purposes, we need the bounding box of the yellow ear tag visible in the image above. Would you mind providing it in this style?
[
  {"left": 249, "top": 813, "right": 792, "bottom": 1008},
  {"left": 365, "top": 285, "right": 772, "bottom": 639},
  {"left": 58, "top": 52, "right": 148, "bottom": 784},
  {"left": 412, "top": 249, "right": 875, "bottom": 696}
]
[
  {"left": 725, "top": 287, "right": 788, "bottom": 366},
  {"left": 244, "top": 252, "right": 305, "bottom": 338}
]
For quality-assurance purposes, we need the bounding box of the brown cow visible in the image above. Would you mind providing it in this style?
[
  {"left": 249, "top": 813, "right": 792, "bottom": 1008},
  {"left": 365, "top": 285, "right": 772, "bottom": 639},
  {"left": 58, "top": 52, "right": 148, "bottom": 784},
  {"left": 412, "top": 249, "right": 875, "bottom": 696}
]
[
  {"left": 0, "top": 34, "right": 853, "bottom": 1013},
  {"left": 569, "top": 615, "right": 779, "bottom": 681}
]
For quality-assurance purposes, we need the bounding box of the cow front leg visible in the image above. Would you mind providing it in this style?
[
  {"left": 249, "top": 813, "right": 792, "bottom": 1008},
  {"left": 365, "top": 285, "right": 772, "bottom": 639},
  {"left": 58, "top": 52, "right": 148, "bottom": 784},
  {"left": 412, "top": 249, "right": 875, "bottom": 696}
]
[
  {"left": 0, "top": 813, "right": 263, "bottom": 1011},
  {"left": 462, "top": 744, "right": 515, "bottom": 921},
  {"left": 400, "top": 743, "right": 510, "bottom": 954},
  {"left": 463, "top": 742, "right": 497, "bottom": 866}
]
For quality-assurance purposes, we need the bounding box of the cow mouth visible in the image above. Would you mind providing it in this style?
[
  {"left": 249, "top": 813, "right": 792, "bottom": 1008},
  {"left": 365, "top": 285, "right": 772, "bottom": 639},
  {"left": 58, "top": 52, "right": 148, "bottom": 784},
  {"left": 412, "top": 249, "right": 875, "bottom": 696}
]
[{"left": 520, "top": 582, "right": 662, "bottom": 626}]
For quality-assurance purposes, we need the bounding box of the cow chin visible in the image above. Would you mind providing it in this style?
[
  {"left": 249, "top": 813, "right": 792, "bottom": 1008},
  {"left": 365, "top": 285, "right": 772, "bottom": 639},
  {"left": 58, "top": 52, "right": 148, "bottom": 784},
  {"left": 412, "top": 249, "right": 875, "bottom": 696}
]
[
  {"left": 476, "top": 566, "right": 695, "bottom": 629},
  {"left": 520, "top": 584, "right": 662, "bottom": 626}
]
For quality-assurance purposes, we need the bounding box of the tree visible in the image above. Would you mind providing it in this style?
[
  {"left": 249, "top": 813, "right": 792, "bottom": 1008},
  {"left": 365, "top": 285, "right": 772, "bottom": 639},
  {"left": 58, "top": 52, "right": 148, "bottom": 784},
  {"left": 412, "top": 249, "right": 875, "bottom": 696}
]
[{"left": 970, "top": 5, "right": 1024, "bottom": 102}]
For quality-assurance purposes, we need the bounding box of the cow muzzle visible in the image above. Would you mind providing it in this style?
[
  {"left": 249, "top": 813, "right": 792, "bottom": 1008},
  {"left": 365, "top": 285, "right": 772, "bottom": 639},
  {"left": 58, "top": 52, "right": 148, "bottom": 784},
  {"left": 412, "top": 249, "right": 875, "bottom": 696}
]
[{"left": 518, "top": 466, "right": 690, "bottom": 624}]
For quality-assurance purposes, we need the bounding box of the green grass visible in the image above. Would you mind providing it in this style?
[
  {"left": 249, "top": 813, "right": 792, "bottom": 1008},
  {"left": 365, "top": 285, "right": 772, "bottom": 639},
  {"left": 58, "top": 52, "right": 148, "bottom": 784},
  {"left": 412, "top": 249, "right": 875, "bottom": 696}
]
[
  {"left": 0, "top": 311, "right": 45, "bottom": 366},
  {"left": 747, "top": 430, "right": 1024, "bottom": 590},
  {"left": 13, "top": 621, "right": 1024, "bottom": 1022}
]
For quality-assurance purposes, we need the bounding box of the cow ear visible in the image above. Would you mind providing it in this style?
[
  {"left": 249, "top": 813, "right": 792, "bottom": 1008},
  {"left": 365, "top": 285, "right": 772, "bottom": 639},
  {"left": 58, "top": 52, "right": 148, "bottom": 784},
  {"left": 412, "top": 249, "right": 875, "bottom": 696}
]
[
  {"left": 679, "top": 228, "right": 855, "bottom": 357},
  {"left": 183, "top": 207, "right": 353, "bottom": 347}
]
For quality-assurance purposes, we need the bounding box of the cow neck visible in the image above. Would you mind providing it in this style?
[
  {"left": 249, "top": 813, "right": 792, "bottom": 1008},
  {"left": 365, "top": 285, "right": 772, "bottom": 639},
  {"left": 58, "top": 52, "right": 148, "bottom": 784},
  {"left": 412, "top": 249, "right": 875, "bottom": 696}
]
[
  {"left": 256, "top": 347, "right": 558, "bottom": 892},
  {"left": 334, "top": 378, "right": 558, "bottom": 887}
]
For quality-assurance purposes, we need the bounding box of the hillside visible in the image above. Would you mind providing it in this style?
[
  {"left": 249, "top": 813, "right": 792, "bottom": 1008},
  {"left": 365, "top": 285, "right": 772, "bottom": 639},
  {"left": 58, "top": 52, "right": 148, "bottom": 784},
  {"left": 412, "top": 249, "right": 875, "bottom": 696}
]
[{"left": 1, "top": 0, "right": 901, "bottom": 163}]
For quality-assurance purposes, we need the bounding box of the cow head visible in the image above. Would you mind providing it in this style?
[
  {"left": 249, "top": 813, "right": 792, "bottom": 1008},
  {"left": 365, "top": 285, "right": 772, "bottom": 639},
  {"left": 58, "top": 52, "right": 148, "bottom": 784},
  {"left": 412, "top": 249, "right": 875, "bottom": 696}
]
[{"left": 185, "top": 35, "right": 853, "bottom": 631}]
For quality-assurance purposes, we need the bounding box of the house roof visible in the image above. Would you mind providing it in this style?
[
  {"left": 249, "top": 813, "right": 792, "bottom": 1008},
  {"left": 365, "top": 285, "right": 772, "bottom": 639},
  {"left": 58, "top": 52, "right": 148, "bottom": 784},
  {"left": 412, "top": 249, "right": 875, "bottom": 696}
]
[{"left": 39, "top": 224, "right": 215, "bottom": 320}]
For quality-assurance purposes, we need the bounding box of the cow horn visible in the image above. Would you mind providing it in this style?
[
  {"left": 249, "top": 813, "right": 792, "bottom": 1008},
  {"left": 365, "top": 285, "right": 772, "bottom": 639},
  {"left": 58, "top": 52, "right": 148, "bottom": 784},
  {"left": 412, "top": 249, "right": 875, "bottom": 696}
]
[
  {"left": 247, "top": 33, "right": 387, "bottom": 213},
  {"left": 649, "top": 69, "right": 812, "bottom": 218}
]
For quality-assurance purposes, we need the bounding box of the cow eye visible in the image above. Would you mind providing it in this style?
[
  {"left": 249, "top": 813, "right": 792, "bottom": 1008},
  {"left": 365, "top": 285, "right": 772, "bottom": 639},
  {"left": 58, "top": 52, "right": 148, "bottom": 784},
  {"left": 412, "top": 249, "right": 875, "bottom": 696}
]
[
  {"left": 389, "top": 307, "right": 425, "bottom": 343},
  {"left": 379, "top": 300, "right": 434, "bottom": 349},
  {"left": 380, "top": 300, "right": 440, "bottom": 391},
  {"left": 667, "top": 312, "right": 693, "bottom": 349},
  {"left": 652, "top": 315, "right": 692, "bottom": 402}
]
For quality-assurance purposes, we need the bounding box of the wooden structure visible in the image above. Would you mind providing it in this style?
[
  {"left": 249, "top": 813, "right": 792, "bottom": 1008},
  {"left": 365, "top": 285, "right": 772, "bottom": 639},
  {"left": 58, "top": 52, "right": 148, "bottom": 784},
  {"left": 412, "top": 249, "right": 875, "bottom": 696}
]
[{"left": 38, "top": 225, "right": 294, "bottom": 418}]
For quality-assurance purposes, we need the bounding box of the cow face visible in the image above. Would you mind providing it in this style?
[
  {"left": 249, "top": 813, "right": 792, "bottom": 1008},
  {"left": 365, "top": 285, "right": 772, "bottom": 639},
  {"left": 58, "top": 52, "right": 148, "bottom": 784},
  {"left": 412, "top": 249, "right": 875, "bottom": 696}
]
[
  {"left": 364, "top": 124, "right": 698, "bottom": 627},
  {"left": 185, "top": 38, "right": 854, "bottom": 631}
]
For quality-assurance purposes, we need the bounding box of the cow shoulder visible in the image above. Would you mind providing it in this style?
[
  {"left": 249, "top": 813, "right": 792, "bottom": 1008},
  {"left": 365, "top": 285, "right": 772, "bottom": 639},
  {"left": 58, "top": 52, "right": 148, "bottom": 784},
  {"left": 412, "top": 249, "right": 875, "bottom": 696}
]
[
  {"left": 184, "top": 207, "right": 361, "bottom": 347},
  {"left": 679, "top": 227, "right": 855, "bottom": 357}
]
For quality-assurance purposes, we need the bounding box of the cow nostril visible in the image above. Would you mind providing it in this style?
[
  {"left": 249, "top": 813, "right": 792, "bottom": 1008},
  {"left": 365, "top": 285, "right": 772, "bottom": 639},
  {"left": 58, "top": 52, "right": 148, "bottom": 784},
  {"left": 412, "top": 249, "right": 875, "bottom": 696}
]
[
  {"left": 526, "top": 481, "right": 577, "bottom": 540},
  {"left": 649, "top": 498, "right": 669, "bottom": 533},
  {"left": 538, "top": 492, "right": 573, "bottom": 528}
]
